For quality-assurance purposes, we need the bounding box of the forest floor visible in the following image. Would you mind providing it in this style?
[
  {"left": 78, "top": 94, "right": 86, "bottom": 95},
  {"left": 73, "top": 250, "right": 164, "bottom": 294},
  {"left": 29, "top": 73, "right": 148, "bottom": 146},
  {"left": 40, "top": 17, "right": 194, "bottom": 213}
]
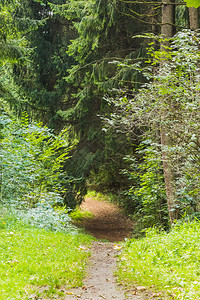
[{"left": 65, "top": 196, "right": 148, "bottom": 300}]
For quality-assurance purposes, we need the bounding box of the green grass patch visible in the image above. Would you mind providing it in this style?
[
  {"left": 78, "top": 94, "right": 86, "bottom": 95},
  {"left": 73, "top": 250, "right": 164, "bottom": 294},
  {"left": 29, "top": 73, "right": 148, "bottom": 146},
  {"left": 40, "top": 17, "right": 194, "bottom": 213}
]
[
  {"left": 117, "top": 221, "right": 200, "bottom": 299},
  {"left": 69, "top": 208, "right": 94, "bottom": 221},
  {"left": 0, "top": 212, "right": 93, "bottom": 299},
  {"left": 87, "top": 190, "right": 118, "bottom": 203}
]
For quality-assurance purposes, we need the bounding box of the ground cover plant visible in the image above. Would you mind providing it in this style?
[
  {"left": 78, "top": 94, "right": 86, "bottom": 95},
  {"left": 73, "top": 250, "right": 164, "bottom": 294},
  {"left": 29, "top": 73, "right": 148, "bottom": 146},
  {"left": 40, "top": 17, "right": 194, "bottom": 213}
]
[
  {"left": 0, "top": 209, "right": 93, "bottom": 299},
  {"left": 117, "top": 220, "right": 200, "bottom": 300}
]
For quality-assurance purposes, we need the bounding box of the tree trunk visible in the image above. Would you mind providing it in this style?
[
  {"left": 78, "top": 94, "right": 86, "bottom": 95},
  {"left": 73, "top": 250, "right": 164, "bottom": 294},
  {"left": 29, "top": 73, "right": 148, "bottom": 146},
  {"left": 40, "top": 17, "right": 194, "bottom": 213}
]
[
  {"left": 189, "top": 7, "right": 199, "bottom": 30},
  {"left": 161, "top": 0, "right": 175, "bottom": 40},
  {"left": 160, "top": 0, "right": 177, "bottom": 224}
]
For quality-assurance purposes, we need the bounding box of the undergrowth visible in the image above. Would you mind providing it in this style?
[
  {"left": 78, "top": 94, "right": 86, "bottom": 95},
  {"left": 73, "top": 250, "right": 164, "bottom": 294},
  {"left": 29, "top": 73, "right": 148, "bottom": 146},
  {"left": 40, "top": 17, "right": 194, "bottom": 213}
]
[
  {"left": 0, "top": 210, "right": 93, "bottom": 299},
  {"left": 117, "top": 220, "right": 200, "bottom": 299},
  {"left": 87, "top": 190, "right": 120, "bottom": 204},
  {"left": 69, "top": 208, "right": 94, "bottom": 221}
]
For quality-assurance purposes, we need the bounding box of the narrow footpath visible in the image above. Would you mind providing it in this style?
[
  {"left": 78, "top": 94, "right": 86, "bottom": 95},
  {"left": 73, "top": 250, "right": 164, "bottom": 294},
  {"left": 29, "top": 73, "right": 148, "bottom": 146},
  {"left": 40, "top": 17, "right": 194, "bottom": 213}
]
[
  {"left": 65, "top": 196, "right": 146, "bottom": 300},
  {"left": 80, "top": 196, "right": 133, "bottom": 242}
]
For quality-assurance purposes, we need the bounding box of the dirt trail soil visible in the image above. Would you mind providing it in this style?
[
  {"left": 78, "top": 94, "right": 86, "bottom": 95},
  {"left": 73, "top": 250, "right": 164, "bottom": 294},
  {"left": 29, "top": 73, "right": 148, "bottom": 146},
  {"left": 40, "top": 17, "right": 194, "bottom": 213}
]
[
  {"left": 80, "top": 196, "right": 133, "bottom": 242},
  {"left": 65, "top": 197, "right": 146, "bottom": 300}
]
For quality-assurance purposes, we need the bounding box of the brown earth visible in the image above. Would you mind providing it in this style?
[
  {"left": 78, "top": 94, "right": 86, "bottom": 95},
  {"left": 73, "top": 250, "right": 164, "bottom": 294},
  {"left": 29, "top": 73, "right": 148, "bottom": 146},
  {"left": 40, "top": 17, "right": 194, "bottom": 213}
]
[
  {"left": 65, "top": 196, "right": 147, "bottom": 300},
  {"left": 79, "top": 196, "right": 133, "bottom": 242}
]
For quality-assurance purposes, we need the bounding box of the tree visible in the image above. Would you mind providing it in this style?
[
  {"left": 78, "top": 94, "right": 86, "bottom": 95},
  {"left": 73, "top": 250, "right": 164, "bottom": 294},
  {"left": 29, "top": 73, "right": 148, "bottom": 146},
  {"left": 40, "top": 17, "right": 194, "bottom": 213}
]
[
  {"left": 160, "top": 0, "right": 177, "bottom": 223},
  {"left": 111, "top": 30, "right": 200, "bottom": 225},
  {"left": 189, "top": 7, "right": 199, "bottom": 29},
  {"left": 49, "top": 0, "right": 150, "bottom": 193}
]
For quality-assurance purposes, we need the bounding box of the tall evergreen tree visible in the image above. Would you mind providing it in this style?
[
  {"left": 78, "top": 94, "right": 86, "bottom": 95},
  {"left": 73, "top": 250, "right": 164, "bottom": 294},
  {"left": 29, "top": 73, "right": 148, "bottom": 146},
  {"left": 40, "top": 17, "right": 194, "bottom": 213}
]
[{"left": 49, "top": 0, "right": 151, "bottom": 192}]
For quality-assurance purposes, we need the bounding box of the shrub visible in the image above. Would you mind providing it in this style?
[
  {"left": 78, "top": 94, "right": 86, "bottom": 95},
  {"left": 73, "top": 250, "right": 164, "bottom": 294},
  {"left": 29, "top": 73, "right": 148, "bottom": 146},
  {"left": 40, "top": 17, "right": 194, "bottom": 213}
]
[
  {"left": 0, "top": 113, "right": 77, "bottom": 231},
  {"left": 122, "top": 141, "right": 169, "bottom": 232}
]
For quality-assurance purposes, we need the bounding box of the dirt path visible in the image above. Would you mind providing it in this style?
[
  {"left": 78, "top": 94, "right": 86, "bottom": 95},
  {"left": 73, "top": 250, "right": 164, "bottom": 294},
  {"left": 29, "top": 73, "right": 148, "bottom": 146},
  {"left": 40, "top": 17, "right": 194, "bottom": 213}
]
[
  {"left": 65, "top": 241, "right": 143, "bottom": 300},
  {"left": 79, "top": 196, "right": 133, "bottom": 242},
  {"left": 65, "top": 196, "right": 145, "bottom": 300}
]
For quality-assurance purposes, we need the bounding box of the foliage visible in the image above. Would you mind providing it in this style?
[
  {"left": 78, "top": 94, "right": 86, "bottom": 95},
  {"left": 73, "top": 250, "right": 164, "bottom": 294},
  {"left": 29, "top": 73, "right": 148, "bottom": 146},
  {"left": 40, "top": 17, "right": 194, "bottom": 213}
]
[
  {"left": 1, "top": 113, "right": 69, "bottom": 203},
  {"left": 87, "top": 190, "right": 120, "bottom": 204},
  {"left": 122, "top": 141, "right": 169, "bottom": 231},
  {"left": 16, "top": 196, "right": 73, "bottom": 232},
  {"left": 117, "top": 220, "right": 200, "bottom": 300},
  {"left": 48, "top": 0, "right": 148, "bottom": 194},
  {"left": 0, "top": 0, "right": 42, "bottom": 112},
  {"left": 0, "top": 112, "right": 83, "bottom": 231},
  {"left": 2, "top": 0, "right": 199, "bottom": 226},
  {"left": 185, "top": 0, "right": 200, "bottom": 8},
  {"left": 87, "top": 124, "right": 135, "bottom": 193},
  {"left": 0, "top": 209, "right": 93, "bottom": 299},
  {"left": 0, "top": 0, "right": 71, "bottom": 125},
  {"left": 0, "top": 0, "right": 28, "bottom": 63},
  {"left": 108, "top": 30, "right": 200, "bottom": 225}
]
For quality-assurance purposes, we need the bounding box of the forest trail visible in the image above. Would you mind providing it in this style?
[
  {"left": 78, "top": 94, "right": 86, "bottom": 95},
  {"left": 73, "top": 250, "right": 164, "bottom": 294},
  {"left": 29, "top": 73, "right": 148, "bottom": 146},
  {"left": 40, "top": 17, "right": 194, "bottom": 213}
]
[
  {"left": 78, "top": 196, "right": 133, "bottom": 242},
  {"left": 65, "top": 196, "right": 146, "bottom": 300}
]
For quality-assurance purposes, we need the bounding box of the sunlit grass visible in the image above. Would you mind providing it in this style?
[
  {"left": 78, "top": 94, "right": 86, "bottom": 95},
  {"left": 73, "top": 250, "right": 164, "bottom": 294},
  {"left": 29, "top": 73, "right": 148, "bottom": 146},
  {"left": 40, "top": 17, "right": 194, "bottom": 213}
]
[
  {"left": 87, "top": 190, "right": 118, "bottom": 203},
  {"left": 117, "top": 221, "right": 200, "bottom": 299},
  {"left": 69, "top": 207, "right": 94, "bottom": 221},
  {"left": 0, "top": 212, "right": 93, "bottom": 299}
]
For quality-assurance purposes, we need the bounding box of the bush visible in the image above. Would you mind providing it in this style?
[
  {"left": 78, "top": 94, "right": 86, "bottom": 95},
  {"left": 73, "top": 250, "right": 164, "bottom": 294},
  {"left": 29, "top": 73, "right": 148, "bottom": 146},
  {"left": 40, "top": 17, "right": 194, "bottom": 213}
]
[
  {"left": 122, "top": 141, "right": 169, "bottom": 232},
  {"left": 0, "top": 113, "right": 78, "bottom": 231}
]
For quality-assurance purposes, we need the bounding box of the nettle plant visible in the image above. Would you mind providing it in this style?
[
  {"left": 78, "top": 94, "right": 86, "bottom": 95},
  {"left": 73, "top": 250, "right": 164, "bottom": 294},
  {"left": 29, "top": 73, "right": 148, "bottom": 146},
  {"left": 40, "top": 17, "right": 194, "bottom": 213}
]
[{"left": 0, "top": 113, "right": 74, "bottom": 231}]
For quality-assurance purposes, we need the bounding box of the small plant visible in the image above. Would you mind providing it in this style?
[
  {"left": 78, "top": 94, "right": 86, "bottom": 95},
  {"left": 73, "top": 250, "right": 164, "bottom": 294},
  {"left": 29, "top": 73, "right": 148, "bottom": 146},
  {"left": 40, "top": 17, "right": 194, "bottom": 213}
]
[{"left": 16, "top": 194, "right": 74, "bottom": 232}]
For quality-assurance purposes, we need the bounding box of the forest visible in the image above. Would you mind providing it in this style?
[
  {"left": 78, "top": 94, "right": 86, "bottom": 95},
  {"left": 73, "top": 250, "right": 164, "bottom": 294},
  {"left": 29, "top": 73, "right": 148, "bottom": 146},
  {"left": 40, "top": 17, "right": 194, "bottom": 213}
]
[{"left": 0, "top": 0, "right": 200, "bottom": 299}]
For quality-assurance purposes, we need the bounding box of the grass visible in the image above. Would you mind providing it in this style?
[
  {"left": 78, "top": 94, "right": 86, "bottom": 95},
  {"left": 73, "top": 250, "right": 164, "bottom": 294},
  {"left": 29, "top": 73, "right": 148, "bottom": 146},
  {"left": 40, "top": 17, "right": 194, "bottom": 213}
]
[
  {"left": 0, "top": 210, "right": 93, "bottom": 299},
  {"left": 69, "top": 207, "right": 94, "bottom": 221},
  {"left": 117, "top": 220, "right": 200, "bottom": 300},
  {"left": 87, "top": 190, "right": 118, "bottom": 203}
]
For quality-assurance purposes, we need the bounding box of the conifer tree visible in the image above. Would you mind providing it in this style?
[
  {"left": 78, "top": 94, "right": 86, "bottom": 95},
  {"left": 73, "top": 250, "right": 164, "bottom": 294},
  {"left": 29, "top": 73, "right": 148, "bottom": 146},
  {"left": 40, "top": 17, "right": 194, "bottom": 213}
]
[{"left": 49, "top": 0, "right": 151, "bottom": 191}]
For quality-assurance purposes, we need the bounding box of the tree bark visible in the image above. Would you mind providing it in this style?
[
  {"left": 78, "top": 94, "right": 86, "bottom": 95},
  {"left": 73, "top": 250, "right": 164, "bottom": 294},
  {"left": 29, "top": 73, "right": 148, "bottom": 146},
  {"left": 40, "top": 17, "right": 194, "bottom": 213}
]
[
  {"left": 160, "top": 0, "right": 177, "bottom": 224},
  {"left": 189, "top": 7, "right": 199, "bottom": 30},
  {"left": 161, "top": 0, "right": 175, "bottom": 40}
]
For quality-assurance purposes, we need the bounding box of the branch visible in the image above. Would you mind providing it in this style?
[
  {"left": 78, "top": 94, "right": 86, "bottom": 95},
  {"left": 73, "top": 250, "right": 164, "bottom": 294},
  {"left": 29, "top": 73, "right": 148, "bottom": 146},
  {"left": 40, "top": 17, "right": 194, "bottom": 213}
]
[{"left": 115, "top": 0, "right": 186, "bottom": 5}]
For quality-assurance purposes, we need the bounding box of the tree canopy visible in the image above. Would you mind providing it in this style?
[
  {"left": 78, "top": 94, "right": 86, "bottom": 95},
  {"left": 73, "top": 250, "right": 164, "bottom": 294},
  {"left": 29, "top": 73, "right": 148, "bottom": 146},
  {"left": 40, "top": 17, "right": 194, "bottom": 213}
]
[{"left": 1, "top": 0, "right": 200, "bottom": 231}]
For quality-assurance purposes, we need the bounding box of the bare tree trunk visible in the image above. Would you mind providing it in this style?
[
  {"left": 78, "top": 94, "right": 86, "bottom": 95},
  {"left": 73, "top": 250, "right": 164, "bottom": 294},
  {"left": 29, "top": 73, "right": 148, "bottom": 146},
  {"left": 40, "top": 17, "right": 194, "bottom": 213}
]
[
  {"left": 160, "top": 0, "right": 177, "bottom": 224},
  {"left": 189, "top": 7, "right": 199, "bottom": 30},
  {"left": 161, "top": 0, "right": 175, "bottom": 40}
]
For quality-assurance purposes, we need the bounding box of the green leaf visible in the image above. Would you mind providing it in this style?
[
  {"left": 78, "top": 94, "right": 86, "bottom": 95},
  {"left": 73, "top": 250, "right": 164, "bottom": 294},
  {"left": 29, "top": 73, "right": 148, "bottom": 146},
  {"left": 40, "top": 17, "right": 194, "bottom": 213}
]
[
  {"left": 185, "top": 0, "right": 200, "bottom": 8},
  {"left": 33, "top": 0, "right": 46, "bottom": 6}
]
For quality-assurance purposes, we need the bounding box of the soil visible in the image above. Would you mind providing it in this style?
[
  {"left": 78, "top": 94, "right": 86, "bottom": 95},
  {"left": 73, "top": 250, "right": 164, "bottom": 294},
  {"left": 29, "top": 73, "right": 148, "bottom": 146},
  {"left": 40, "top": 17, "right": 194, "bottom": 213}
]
[
  {"left": 79, "top": 196, "right": 133, "bottom": 242},
  {"left": 65, "top": 196, "right": 147, "bottom": 300}
]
